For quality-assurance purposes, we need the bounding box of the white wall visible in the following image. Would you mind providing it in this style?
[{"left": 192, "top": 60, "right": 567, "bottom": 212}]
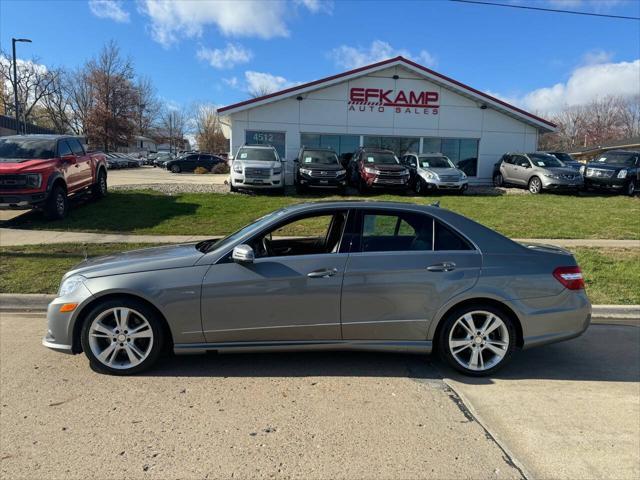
[{"left": 228, "top": 65, "right": 543, "bottom": 184}]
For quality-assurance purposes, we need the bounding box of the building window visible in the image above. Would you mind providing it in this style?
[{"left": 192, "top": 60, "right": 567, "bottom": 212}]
[
  {"left": 300, "top": 133, "right": 360, "bottom": 157},
  {"left": 363, "top": 136, "right": 419, "bottom": 157},
  {"left": 441, "top": 138, "right": 478, "bottom": 177},
  {"left": 245, "top": 130, "right": 286, "bottom": 158}
]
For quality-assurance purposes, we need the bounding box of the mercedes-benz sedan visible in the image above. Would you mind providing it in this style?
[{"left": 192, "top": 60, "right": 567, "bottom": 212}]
[{"left": 43, "top": 201, "right": 591, "bottom": 376}]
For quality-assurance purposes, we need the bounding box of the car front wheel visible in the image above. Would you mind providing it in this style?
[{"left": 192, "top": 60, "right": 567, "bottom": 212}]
[
  {"left": 528, "top": 176, "right": 542, "bottom": 194},
  {"left": 438, "top": 306, "right": 517, "bottom": 376},
  {"left": 80, "top": 299, "right": 165, "bottom": 375},
  {"left": 44, "top": 184, "right": 68, "bottom": 220},
  {"left": 170, "top": 164, "right": 181, "bottom": 173},
  {"left": 627, "top": 180, "right": 636, "bottom": 196},
  {"left": 92, "top": 169, "right": 108, "bottom": 199}
]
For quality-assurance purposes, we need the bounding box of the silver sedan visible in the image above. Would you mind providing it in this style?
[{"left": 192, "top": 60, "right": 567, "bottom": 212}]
[{"left": 43, "top": 201, "right": 591, "bottom": 376}]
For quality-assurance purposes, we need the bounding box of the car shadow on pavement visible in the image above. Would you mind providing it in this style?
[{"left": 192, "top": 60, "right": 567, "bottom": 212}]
[
  {"left": 147, "top": 350, "right": 443, "bottom": 380},
  {"left": 442, "top": 324, "right": 640, "bottom": 384},
  {"left": 144, "top": 325, "right": 639, "bottom": 383}
]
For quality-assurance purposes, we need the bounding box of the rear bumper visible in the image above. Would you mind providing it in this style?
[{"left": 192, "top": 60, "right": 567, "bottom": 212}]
[{"left": 0, "top": 191, "right": 48, "bottom": 208}]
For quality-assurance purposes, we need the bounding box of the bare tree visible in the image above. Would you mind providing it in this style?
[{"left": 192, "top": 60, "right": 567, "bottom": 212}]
[
  {"left": 159, "top": 107, "right": 187, "bottom": 154},
  {"left": 40, "top": 69, "right": 72, "bottom": 133},
  {"left": 0, "top": 50, "right": 58, "bottom": 126},
  {"left": 133, "top": 76, "right": 160, "bottom": 137},
  {"left": 85, "top": 41, "right": 137, "bottom": 151},
  {"left": 617, "top": 95, "right": 640, "bottom": 139},
  {"left": 65, "top": 69, "right": 94, "bottom": 136},
  {"left": 193, "top": 103, "right": 228, "bottom": 153}
]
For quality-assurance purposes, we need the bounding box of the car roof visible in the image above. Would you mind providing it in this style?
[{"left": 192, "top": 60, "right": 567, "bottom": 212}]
[
  {"left": 241, "top": 144, "right": 277, "bottom": 149},
  {"left": 600, "top": 149, "right": 639, "bottom": 154},
  {"left": 418, "top": 152, "right": 446, "bottom": 157},
  {"left": 1, "top": 134, "right": 76, "bottom": 141},
  {"left": 359, "top": 147, "right": 393, "bottom": 153}
]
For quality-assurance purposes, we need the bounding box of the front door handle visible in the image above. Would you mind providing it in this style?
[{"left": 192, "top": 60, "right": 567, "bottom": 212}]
[
  {"left": 307, "top": 268, "right": 339, "bottom": 278},
  {"left": 427, "top": 262, "right": 456, "bottom": 272}
]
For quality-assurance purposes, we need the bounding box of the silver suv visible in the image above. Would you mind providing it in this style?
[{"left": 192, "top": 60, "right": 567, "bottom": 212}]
[
  {"left": 497, "top": 152, "right": 583, "bottom": 193},
  {"left": 230, "top": 145, "right": 285, "bottom": 193},
  {"left": 401, "top": 152, "right": 468, "bottom": 194}
]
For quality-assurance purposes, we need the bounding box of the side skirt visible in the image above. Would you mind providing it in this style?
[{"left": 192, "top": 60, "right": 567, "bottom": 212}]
[{"left": 174, "top": 340, "right": 432, "bottom": 355}]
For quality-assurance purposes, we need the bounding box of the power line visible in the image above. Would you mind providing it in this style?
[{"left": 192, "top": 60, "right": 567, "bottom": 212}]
[{"left": 450, "top": 0, "right": 640, "bottom": 21}]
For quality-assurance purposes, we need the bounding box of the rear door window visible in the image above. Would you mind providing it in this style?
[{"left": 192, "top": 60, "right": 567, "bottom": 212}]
[
  {"left": 434, "top": 221, "right": 473, "bottom": 251},
  {"left": 358, "top": 211, "right": 433, "bottom": 252}
]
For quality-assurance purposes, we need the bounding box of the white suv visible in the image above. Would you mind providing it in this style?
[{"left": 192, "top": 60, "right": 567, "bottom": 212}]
[{"left": 230, "top": 145, "right": 285, "bottom": 193}]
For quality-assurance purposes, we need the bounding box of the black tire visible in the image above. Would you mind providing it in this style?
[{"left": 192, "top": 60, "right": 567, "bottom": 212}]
[
  {"left": 92, "top": 169, "right": 108, "bottom": 199},
  {"left": 230, "top": 183, "right": 238, "bottom": 193},
  {"left": 438, "top": 304, "right": 517, "bottom": 377},
  {"left": 170, "top": 164, "right": 181, "bottom": 173},
  {"left": 415, "top": 178, "right": 425, "bottom": 195},
  {"left": 43, "top": 184, "right": 68, "bottom": 220},
  {"left": 337, "top": 186, "right": 346, "bottom": 196},
  {"left": 626, "top": 180, "right": 636, "bottom": 197},
  {"left": 80, "top": 298, "right": 166, "bottom": 375},
  {"left": 358, "top": 178, "right": 368, "bottom": 195},
  {"left": 528, "top": 176, "right": 542, "bottom": 194},
  {"left": 493, "top": 173, "right": 503, "bottom": 187},
  {"left": 295, "top": 183, "right": 306, "bottom": 195}
]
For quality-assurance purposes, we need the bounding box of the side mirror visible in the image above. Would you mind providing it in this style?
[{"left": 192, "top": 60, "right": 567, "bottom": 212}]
[{"left": 232, "top": 244, "right": 255, "bottom": 264}]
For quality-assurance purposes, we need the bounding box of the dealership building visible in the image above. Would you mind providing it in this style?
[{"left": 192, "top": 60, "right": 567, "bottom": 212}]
[{"left": 218, "top": 56, "right": 556, "bottom": 184}]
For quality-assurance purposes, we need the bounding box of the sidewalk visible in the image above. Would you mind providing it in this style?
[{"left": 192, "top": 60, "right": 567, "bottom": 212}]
[{"left": 2, "top": 227, "right": 639, "bottom": 248}]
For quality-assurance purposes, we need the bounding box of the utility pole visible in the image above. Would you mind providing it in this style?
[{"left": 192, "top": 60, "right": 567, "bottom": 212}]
[{"left": 12, "top": 37, "right": 32, "bottom": 135}]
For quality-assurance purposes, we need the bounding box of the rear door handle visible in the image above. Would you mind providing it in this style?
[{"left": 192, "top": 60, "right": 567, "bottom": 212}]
[
  {"left": 307, "top": 268, "right": 339, "bottom": 278},
  {"left": 427, "top": 262, "right": 456, "bottom": 272}
]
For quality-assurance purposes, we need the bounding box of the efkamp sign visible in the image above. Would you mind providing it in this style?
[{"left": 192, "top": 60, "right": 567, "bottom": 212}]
[{"left": 348, "top": 87, "right": 440, "bottom": 115}]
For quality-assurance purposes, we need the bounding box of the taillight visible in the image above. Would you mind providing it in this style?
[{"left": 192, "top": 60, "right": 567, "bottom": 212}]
[{"left": 553, "top": 266, "right": 585, "bottom": 290}]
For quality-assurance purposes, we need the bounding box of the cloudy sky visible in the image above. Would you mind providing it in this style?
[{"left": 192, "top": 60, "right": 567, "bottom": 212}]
[{"left": 1, "top": 0, "right": 638, "bottom": 115}]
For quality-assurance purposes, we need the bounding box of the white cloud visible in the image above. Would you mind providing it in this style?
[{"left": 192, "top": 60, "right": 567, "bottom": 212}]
[
  {"left": 581, "top": 49, "right": 614, "bottom": 65},
  {"left": 329, "top": 40, "right": 437, "bottom": 69},
  {"left": 244, "top": 71, "right": 294, "bottom": 97},
  {"left": 223, "top": 77, "right": 239, "bottom": 88},
  {"left": 88, "top": 0, "right": 130, "bottom": 23},
  {"left": 294, "top": 0, "right": 333, "bottom": 13},
  {"left": 197, "top": 43, "right": 252, "bottom": 69},
  {"left": 491, "top": 58, "right": 640, "bottom": 114},
  {"left": 546, "top": 0, "right": 627, "bottom": 11},
  {"left": 139, "top": 0, "right": 327, "bottom": 47}
]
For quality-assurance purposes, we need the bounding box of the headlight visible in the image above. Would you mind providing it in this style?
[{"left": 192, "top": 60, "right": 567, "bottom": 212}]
[
  {"left": 423, "top": 171, "right": 438, "bottom": 180},
  {"left": 401, "top": 170, "right": 409, "bottom": 177},
  {"left": 25, "top": 173, "right": 42, "bottom": 188},
  {"left": 337, "top": 169, "right": 346, "bottom": 175},
  {"left": 364, "top": 167, "right": 378, "bottom": 174},
  {"left": 460, "top": 172, "right": 467, "bottom": 179},
  {"left": 233, "top": 163, "right": 243, "bottom": 173},
  {"left": 299, "top": 168, "right": 313, "bottom": 175},
  {"left": 617, "top": 169, "right": 628, "bottom": 179},
  {"left": 579, "top": 165, "right": 586, "bottom": 174},
  {"left": 543, "top": 173, "right": 560, "bottom": 179},
  {"left": 273, "top": 169, "right": 282, "bottom": 175},
  {"left": 58, "top": 275, "right": 85, "bottom": 297}
]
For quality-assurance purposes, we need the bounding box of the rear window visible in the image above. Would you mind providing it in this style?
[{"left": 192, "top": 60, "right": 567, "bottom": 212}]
[
  {"left": 0, "top": 138, "right": 56, "bottom": 160},
  {"left": 237, "top": 148, "right": 277, "bottom": 162}
]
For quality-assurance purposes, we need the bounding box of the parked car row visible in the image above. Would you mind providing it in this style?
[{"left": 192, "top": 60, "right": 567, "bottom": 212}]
[
  {"left": 493, "top": 150, "right": 639, "bottom": 196},
  {"left": 105, "top": 152, "right": 144, "bottom": 169},
  {"left": 165, "top": 152, "right": 225, "bottom": 173}
]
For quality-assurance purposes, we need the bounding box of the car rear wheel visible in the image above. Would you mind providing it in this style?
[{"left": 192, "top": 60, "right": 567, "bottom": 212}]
[
  {"left": 43, "top": 184, "right": 68, "bottom": 220},
  {"left": 92, "top": 169, "right": 108, "bottom": 199},
  {"left": 80, "top": 299, "right": 165, "bottom": 375},
  {"left": 170, "top": 164, "right": 181, "bottom": 173},
  {"left": 627, "top": 180, "right": 636, "bottom": 196},
  {"left": 438, "top": 306, "right": 517, "bottom": 376},
  {"left": 528, "top": 176, "right": 542, "bottom": 194}
]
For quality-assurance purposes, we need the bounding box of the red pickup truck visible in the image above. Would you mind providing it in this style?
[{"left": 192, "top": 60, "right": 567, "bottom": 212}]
[{"left": 0, "top": 135, "right": 108, "bottom": 219}]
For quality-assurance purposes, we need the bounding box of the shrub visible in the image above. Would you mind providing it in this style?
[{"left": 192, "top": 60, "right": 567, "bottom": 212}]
[
  {"left": 194, "top": 166, "right": 210, "bottom": 174},
  {"left": 212, "top": 162, "right": 230, "bottom": 174}
]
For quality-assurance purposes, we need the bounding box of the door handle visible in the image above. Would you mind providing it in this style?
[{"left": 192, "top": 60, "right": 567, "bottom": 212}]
[
  {"left": 427, "top": 262, "right": 456, "bottom": 272},
  {"left": 307, "top": 268, "right": 339, "bottom": 278}
]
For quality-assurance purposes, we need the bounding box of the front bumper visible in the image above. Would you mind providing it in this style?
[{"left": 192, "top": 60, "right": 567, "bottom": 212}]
[
  {"left": 42, "top": 283, "right": 94, "bottom": 355},
  {"left": 0, "top": 191, "right": 48, "bottom": 208},
  {"left": 232, "top": 176, "right": 283, "bottom": 188},
  {"left": 298, "top": 175, "right": 347, "bottom": 188},
  {"left": 584, "top": 177, "right": 627, "bottom": 189},
  {"left": 423, "top": 178, "right": 468, "bottom": 190},
  {"left": 541, "top": 177, "right": 583, "bottom": 189}
]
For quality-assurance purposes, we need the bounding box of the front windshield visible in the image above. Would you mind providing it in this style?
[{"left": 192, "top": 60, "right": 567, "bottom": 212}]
[
  {"left": 595, "top": 153, "right": 635, "bottom": 166},
  {"left": 0, "top": 138, "right": 56, "bottom": 160},
  {"left": 301, "top": 150, "right": 339, "bottom": 165},
  {"left": 236, "top": 148, "right": 278, "bottom": 162},
  {"left": 550, "top": 152, "right": 574, "bottom": 163},
  {"left": 419, "top": 156, "right": 454, "bottom": 169},
  {"left": 199, "top": 208, "right": 290, "bottom": 253},
  {"left": 529, "top": 153, "right": 563, "bottom": 168},
  {"left": 364, "top": 152, "right": 399, "bottom": 165}
]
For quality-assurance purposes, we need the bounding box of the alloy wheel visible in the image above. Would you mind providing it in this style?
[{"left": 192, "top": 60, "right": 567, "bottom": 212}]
[
  {"left": 448, "top": 310, "right": 509, "bottom": 372},
  {"left": 529, "top": 177, "right": 541, "bottom": 194},
  {"left": 628, "top": 181, "right": 636, "bottom": 196},
  {"left": 56, "top": 193, "right": 66, "bottom": 216},
  {"left": 88, "top": 307, "right": 154, "bottom": 370}
]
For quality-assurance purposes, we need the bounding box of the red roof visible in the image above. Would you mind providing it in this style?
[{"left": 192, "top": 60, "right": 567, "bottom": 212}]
[{"left": 218, "top": 56, "right": 556, "bottom": 130}]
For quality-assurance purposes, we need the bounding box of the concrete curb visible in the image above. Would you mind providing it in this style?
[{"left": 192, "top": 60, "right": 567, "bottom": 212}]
[{"left": 1, "top": 294, "right": 638, "bottom": 324}]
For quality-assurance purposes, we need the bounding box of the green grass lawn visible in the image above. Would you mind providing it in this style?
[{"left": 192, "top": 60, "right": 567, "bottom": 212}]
[
  {"left": 8, "top": 190, "right": 640, "bottom": 240},
  {"left": 1, "top": 243, "right": 638, "bottom": 304}
]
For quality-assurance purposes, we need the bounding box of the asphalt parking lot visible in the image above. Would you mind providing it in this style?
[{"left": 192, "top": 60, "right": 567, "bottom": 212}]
[{"left": 1, "top": 313, "right": 638, "bottom": 480}]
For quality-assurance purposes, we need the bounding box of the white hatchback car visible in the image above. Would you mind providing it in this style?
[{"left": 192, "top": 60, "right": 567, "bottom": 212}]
[{"left": 230, "top": 145, "right": 285, "bottom": 193}]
